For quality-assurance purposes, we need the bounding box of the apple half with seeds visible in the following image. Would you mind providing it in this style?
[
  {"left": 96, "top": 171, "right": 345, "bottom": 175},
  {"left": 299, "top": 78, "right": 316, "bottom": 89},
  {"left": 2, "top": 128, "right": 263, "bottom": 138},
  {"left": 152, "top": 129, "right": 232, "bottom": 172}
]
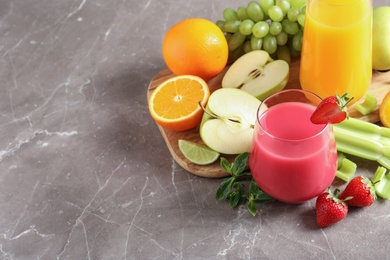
[
  {"left": 200, "top": 88, "right": 265, "bottom": 155},
  {"left": 222, "top": 50, "right": 289, "bottom": 101}
]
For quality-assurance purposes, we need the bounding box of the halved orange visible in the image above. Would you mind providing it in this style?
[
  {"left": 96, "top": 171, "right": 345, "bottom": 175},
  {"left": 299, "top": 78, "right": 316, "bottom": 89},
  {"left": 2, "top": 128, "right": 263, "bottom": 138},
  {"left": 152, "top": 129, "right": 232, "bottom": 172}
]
[
  {"left": 148, "top": 75, "right": 210, "bottom": 132},
  {"left": 380, "top": 89, "right": 390, "bottom": 127}
]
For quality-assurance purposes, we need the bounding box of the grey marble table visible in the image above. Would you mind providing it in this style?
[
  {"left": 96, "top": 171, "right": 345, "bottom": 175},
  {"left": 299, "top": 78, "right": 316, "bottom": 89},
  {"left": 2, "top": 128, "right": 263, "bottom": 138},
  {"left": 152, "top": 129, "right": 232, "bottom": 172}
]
[{"left": 1, "top": 0, "right": 390, "bottom": 259}]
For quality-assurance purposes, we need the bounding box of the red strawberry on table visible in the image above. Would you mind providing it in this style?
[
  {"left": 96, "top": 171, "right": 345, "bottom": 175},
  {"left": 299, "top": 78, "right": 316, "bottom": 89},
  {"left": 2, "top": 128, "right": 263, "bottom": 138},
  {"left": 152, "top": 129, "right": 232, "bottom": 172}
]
[
  {"left": 311, "top": 93, "right": 353, "bottom": 124},
  {"left": 316, "top": 188, "right": 349, "bottom": 228},
  {"left": 339, "top": 176, "right": 376, "bottom": 207}
]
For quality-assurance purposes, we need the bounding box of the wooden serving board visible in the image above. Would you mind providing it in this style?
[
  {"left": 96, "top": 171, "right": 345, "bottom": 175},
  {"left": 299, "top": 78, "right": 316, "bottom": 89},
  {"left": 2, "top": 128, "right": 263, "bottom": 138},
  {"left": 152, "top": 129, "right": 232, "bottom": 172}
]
[{"left": 147, "top": 59, "right": 390, "bottom": 178}]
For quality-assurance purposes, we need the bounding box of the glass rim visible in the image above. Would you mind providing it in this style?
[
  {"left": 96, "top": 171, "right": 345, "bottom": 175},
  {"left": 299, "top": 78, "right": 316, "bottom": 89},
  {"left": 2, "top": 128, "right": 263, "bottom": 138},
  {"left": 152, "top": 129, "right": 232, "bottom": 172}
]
[{"left": 257, "top": 89, "right": 330, "bottom": 142}]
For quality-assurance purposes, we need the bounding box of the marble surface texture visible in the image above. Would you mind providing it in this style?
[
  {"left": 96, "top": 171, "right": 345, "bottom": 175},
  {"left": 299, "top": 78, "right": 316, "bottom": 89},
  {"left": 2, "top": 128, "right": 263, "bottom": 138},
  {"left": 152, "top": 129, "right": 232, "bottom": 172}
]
[{"left": 1, "top": 0, "right": 390, "bottom": 259}]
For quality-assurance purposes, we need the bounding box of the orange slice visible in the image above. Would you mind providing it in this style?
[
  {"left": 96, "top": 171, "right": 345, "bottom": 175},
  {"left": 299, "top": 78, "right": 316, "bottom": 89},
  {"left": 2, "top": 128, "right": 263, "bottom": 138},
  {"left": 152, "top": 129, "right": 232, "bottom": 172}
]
[
  {"left": 148, "top": 75, "right": 210, "bottom": 132},
  {"left": 379, "top": 89, "right": 390, "bottom": 127}
]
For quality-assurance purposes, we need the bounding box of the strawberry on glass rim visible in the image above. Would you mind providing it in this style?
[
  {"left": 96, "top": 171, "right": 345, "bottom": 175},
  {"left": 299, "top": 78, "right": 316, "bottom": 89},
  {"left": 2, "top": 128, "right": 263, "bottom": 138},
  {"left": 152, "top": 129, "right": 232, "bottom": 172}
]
[{"left": 311, "top": 93, "right": 354, "bottom": 124}]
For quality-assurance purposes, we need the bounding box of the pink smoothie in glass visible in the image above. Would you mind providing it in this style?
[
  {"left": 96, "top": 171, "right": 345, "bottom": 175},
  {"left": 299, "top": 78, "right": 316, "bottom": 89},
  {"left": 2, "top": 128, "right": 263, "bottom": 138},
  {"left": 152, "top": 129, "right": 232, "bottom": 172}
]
[{"left": 249, "top": 102, "right": 337, "bottom": 204}]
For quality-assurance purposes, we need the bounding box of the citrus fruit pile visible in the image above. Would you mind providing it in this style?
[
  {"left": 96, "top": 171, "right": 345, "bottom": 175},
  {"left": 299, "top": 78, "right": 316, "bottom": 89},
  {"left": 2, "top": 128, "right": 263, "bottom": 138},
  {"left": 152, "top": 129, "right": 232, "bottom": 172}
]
[{"left": 148, "top": 17, "right": 229, "bottom": 134}]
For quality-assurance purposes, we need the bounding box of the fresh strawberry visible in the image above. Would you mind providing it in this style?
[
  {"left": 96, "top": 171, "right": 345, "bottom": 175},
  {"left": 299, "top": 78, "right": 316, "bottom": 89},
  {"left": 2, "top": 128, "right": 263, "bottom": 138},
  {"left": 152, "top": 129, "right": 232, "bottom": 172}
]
[
  {"left": 339, "top": 176, "right": 376, "bottom": 207},
  {"left": 311, "top": 93, "right": 353, "bottom": 124},
  {"left": 316, "top": 188, "right": 348, "bottom": 228}
]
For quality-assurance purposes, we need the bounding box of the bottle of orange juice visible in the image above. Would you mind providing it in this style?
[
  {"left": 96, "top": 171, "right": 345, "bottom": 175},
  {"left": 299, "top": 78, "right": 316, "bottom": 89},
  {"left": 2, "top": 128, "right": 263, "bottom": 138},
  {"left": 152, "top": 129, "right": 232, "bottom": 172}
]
[{"left": 300, "top": 0, "right": 372, "bottom": 102}]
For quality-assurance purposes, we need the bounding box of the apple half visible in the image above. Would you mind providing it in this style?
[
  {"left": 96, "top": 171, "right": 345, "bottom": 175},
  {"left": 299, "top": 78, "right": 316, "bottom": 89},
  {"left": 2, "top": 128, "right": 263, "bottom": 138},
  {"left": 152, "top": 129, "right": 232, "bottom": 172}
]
[
  {"left": 222, "top": 50, "right": 289, "bottom": 101},
  {"left": 200, "top": 88, "right": 265, "bottom": 155}
]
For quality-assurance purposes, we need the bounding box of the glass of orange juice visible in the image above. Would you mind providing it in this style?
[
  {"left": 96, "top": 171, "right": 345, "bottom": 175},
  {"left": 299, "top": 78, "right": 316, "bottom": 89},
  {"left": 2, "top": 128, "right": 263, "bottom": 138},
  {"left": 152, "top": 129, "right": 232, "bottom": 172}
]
[{"left": 300, "top": 0, "right": 372, "bottom": 102}]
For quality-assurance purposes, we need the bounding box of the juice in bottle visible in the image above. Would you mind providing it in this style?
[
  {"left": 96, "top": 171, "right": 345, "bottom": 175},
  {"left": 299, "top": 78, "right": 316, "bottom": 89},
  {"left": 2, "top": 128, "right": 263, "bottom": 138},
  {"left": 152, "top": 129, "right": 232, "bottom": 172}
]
[{"left": 300, "top": 0, "right": 372, "bottom": 102}]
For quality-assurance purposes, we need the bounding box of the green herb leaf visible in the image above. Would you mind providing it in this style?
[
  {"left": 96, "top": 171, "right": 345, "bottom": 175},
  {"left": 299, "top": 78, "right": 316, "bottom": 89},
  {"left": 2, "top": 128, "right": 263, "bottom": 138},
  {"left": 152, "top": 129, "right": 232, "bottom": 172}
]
[
  {"left": 247, "top": 200, "right": 257, "bottom": 217},
  {"left": 254, "top": 190, "right": 275, "bottom": 203},
  {"left": 239, "top": 171, "right": 252, "bottom": 178},
  {"left": 220, "top": 157, "right": 232, "bottom": 174},
  {"left": 249, "top": 179, "right": 260, "bottom": 194},
  {"left": 216, "top": 153, "right": 275, "bottom": 217},
  {"left": 231, "top": 152, "right": 249, "bottom": 177},
  {"left": 232, "top": 181, "right": 244, "bottom": 190},
  {"left": 227, "top": 182, "right": 246, "bottom": 208},
  {"left": 216, "top": 177, "right": 235, "bottom": 200},
  {"left": 228, "top": 191, "right": 241, "bottom": 208}
]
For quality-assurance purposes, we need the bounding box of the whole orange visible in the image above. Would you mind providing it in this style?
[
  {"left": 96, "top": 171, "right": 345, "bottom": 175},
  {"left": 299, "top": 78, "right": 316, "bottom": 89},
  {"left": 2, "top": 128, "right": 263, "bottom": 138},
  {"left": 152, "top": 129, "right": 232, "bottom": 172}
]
[{"left": 162, "top": 18, "right": 229, "bottom": 82}]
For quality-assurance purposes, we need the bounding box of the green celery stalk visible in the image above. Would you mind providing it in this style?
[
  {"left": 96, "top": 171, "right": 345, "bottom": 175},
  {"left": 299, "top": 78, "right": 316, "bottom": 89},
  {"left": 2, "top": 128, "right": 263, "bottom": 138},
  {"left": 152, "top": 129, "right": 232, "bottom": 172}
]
[
  {"left": 378, "top": 147, "right": 390, "bottom": 172},
  {"left": 337, "top": 153, "right": 346, "bottom": 169},
  {"left": 372, "top": 166, "right": 390, "bottom": 199},
  {"left": 336, "top": 157, "right": 357, "bottom": 182},
  {"left": 333, "top": 126, "right": 390, "bottom": 169},
  {"left": 334, "top": 117, "right": 390, "bottom": 146},
  {"left": 354, "top": 93, "right": 377, "bottom": 116},
  {"left": 372, "top": 166, "right": 387, "bottom": 183}
]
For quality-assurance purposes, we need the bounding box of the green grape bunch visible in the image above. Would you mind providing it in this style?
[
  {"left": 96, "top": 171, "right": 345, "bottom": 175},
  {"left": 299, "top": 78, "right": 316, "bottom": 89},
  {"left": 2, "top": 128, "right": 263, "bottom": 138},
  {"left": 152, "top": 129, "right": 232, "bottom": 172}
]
[{"left": 216, "top": 0, "right": 306, "bottom": 64}]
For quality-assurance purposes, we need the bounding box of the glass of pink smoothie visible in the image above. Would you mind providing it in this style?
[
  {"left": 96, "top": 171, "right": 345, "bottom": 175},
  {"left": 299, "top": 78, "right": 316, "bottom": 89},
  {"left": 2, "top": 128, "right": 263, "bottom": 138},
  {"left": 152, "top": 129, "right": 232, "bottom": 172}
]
[{"left": 249, "top": 89, "right": 337, "bottom": 204}]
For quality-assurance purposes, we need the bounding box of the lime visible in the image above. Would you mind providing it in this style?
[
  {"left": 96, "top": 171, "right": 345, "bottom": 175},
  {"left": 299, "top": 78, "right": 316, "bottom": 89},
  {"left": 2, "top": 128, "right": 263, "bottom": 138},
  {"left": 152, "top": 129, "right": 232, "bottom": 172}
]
[{"left": 178, "top": 140, "right": 220, "bottom": 165}]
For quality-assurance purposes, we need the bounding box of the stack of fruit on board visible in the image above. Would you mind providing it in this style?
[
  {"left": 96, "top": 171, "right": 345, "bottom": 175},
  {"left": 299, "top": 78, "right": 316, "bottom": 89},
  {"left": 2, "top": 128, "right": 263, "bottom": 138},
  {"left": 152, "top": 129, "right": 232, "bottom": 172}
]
[{"left": 147, "top": 0, "right": 390, "bottom": 227}]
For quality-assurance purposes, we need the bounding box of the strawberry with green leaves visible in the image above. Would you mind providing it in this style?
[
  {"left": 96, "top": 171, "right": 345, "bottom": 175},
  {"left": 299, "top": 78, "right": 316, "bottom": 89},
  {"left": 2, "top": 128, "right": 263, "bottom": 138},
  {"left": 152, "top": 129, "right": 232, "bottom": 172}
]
[
  {"left": 311, "top": 93, "right": 353, "bottom": 124},
  {"left": 316, "top": 188, "right": 349, "bottom": 228},
  {"left": 339, "top": 176, "right": 376, "bottom": 207}
]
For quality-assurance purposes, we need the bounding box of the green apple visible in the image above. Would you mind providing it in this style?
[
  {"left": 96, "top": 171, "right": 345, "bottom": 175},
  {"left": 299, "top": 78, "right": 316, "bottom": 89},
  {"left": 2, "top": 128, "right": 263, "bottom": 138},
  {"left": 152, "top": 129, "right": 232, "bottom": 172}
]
[
  {"left": 372, "top": 6, "right": 390, "bottom": 71},
  {"left": 200, "top": 88, "right": 265, "bottom": 155},
  {"left": 221, "top": 50, "right": 289, "bottom": 101}
]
